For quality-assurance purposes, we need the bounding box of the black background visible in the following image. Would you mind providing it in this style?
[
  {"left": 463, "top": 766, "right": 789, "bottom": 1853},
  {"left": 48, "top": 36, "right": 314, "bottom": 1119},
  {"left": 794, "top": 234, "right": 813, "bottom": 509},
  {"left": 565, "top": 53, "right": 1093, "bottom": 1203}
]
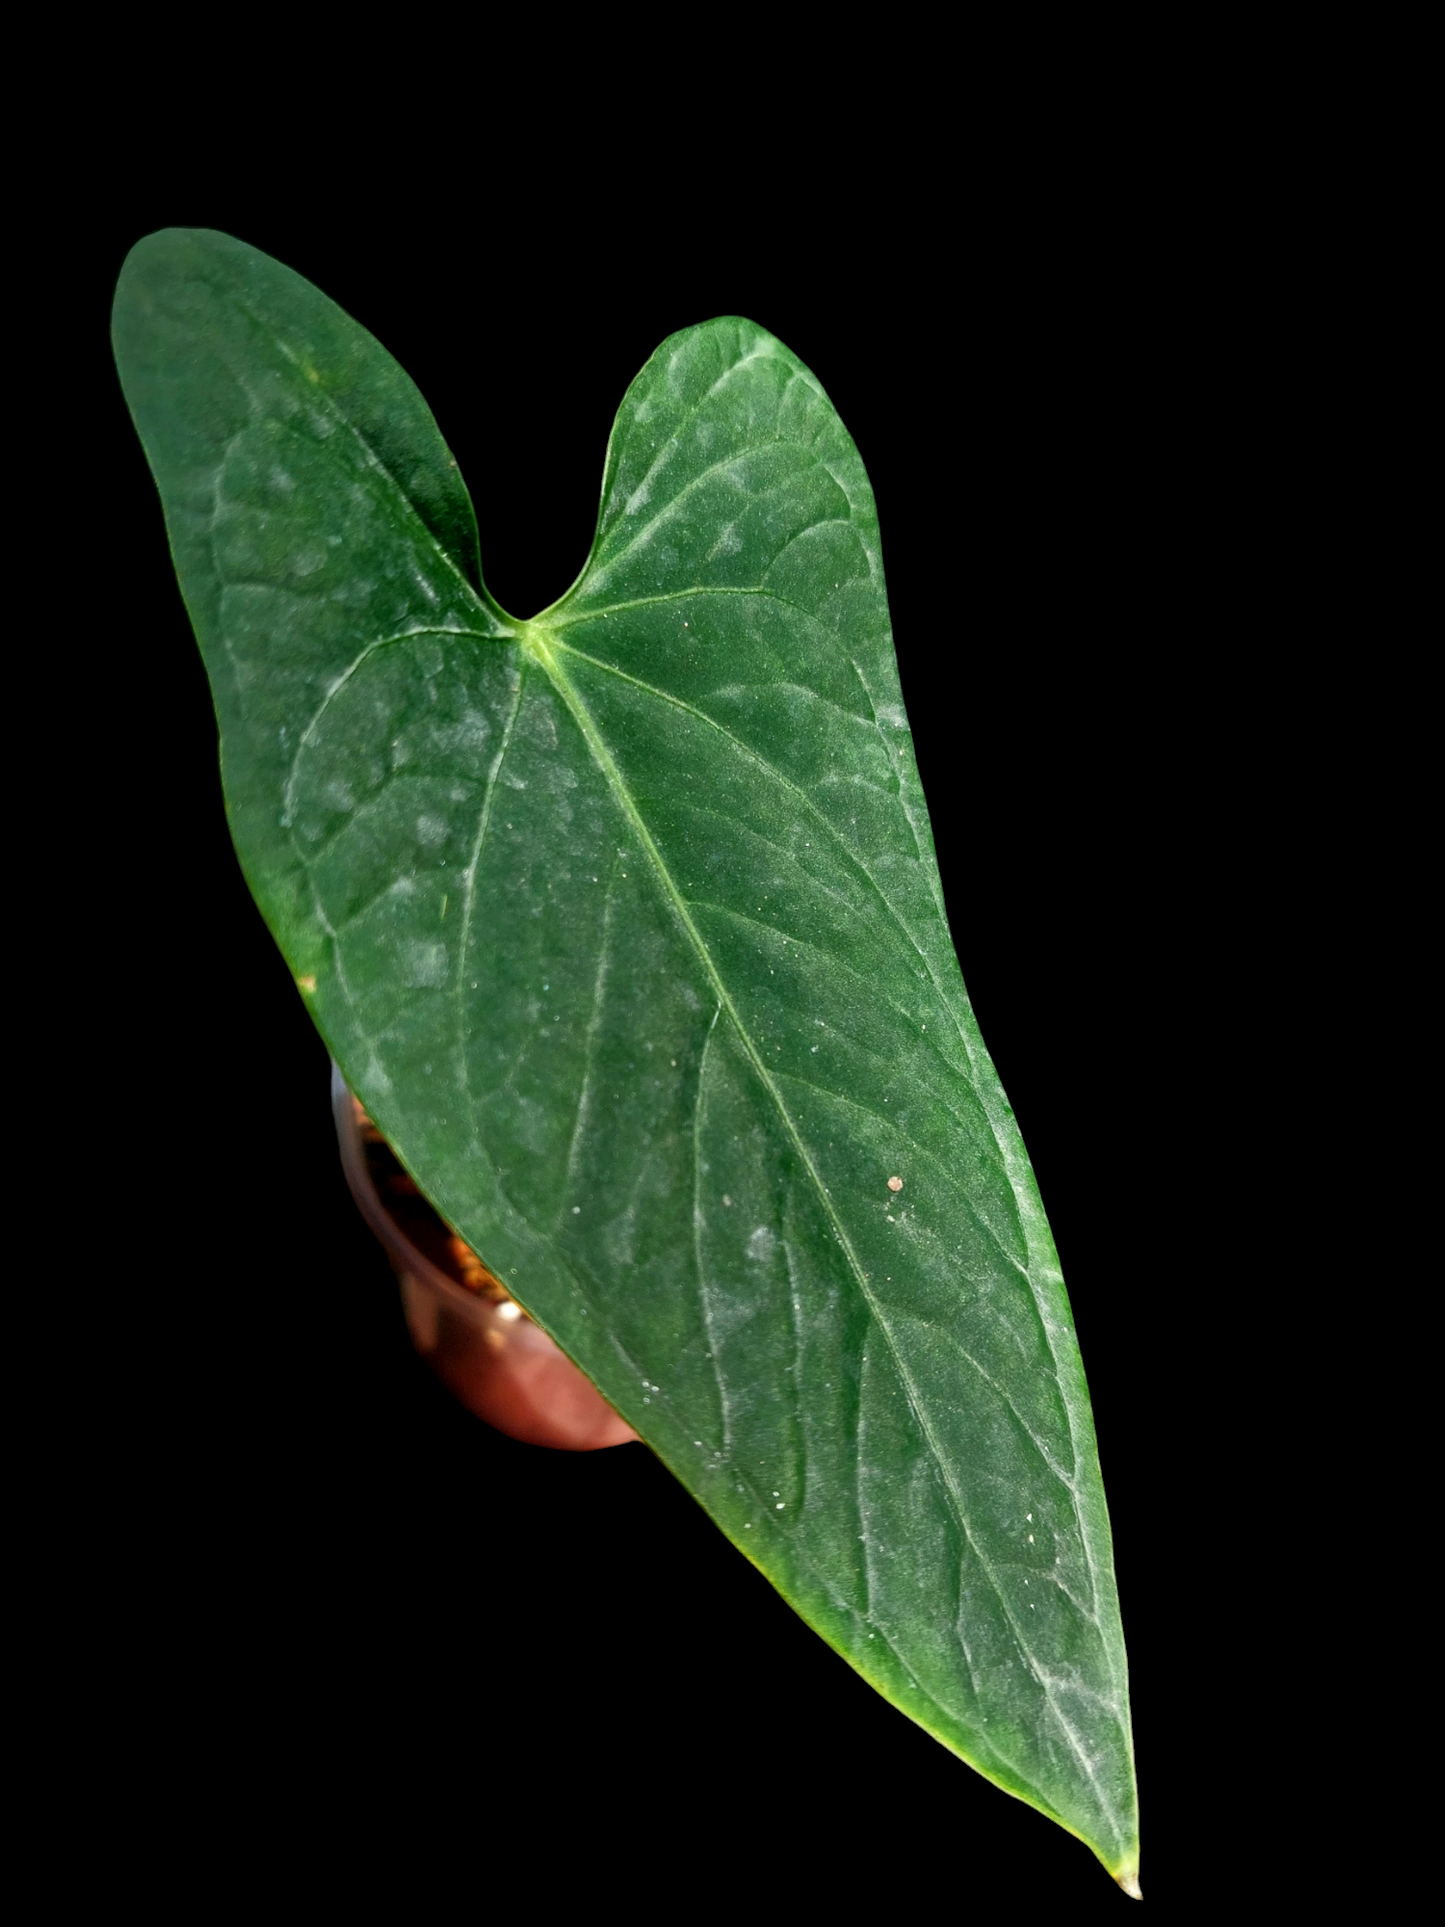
[{"left": 49, "top": 173, "right": 1274, "bottom": 1915}]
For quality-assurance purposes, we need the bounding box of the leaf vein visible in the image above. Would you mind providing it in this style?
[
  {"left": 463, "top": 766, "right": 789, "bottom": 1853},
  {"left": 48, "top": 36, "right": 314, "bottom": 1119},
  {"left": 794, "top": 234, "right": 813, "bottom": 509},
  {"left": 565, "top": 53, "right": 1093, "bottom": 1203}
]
[{"left": 528, "top": 629, "right": 1117, "bottom": 1821}]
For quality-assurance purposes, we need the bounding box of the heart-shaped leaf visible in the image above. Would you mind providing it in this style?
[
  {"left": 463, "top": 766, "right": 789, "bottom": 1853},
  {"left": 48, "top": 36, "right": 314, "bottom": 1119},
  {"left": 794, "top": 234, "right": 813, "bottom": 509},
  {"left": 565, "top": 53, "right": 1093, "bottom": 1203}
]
[{"left": 114, "top": 229, "right": 1139, "bottom": 1890}]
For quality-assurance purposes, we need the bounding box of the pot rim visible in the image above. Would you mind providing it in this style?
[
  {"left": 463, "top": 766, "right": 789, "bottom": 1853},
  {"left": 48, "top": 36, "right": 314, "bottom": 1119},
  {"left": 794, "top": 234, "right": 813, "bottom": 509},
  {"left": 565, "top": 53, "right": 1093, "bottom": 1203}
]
[{"left": 330, "top": 1060, "right": 516, "bottom": 1335}]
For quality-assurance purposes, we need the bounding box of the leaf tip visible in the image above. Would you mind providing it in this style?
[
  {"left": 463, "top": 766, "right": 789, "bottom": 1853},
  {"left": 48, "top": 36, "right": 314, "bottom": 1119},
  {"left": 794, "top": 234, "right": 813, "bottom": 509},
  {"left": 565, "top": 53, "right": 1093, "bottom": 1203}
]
[{"left": 1116, "top": 1865, "right": 1143, "bottom": 1900}]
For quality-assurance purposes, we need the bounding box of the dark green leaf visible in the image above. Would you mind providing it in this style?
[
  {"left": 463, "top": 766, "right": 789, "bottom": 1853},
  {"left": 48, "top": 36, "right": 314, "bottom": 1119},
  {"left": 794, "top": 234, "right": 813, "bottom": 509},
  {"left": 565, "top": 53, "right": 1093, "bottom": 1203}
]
[{"left": 115, "top": 229, "right": 1139, "bottom": 1889}]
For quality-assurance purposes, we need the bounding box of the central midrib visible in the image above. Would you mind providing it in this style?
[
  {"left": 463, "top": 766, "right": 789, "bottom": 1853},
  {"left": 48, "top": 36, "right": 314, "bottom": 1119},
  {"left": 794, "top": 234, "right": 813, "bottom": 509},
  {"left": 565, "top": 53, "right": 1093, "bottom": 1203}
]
[{"left": 520, "top": 621, "right": 1116, "bottom": 1830}]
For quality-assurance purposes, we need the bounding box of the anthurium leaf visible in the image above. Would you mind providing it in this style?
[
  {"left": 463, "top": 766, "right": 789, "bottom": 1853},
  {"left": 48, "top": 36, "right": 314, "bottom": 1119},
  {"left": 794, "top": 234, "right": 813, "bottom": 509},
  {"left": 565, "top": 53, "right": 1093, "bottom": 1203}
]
[{"left": 114, "top": 229, "right": 1139, "bottom": 1890}]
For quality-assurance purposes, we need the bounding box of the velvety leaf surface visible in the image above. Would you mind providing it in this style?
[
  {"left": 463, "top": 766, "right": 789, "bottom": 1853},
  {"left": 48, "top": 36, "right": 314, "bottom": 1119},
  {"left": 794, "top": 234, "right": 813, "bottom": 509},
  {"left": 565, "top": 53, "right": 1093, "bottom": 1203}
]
[{"left": 114, "top": 230, "right": 1138, "bottom": 1886}]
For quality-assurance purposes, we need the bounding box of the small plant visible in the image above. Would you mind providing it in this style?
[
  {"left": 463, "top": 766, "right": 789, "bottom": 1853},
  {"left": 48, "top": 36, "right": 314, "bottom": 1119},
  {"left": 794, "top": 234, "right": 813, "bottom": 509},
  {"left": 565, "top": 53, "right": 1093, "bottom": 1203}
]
[{"left": 114, "top": 229, "right": 1139, "bottom": 1893}]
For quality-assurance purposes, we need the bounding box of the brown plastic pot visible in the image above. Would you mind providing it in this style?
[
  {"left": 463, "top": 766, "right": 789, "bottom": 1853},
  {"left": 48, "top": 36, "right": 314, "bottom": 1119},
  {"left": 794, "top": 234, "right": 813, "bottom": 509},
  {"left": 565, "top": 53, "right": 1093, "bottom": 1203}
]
[{"left": 331, "top": 1063, "right": 636, "bottom": 1451}]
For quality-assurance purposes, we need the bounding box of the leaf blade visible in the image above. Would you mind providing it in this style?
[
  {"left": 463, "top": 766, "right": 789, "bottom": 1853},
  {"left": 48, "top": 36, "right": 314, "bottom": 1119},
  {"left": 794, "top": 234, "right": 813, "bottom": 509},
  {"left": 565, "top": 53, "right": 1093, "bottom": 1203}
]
[{"left": 114, "top": 238, "right": 1138, "bottom": 1883}]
